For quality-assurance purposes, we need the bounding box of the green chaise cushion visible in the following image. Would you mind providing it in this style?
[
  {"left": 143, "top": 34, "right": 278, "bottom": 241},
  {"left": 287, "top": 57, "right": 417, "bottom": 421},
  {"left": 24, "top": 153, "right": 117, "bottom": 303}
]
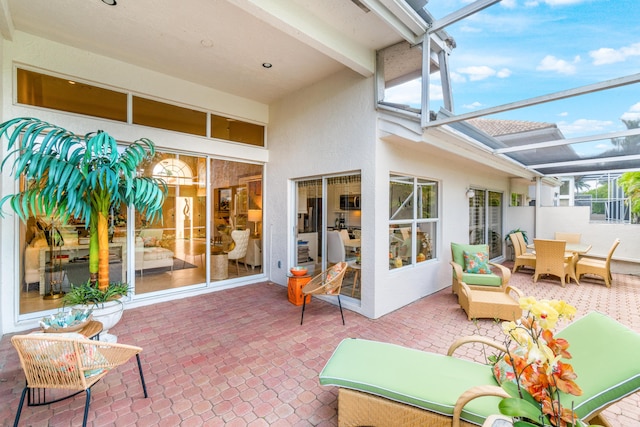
[
  {"left": 451, "top": 243, "right": 502, "bottom": 287},
  {"left": 555, "top": 311, "right": 640, "bottom": 421},
  {"left": 320, "top": 312, "right": 640, "bottom": 426},
  {"left": 319, "top": 338, "right": 501, "bottom": 425}
]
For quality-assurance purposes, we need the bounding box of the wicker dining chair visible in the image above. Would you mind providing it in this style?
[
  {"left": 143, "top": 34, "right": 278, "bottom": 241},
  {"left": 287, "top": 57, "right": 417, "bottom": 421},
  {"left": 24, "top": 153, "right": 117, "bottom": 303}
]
[
  {"left": 575, "top": 238, "right": 620, "bottom": 288},
  {"left": 532, "top": 239, "right": 573, "bottom": 287},
  {"left": 510, "top": 232, "right": 536, "bottom": 273},
  {"left": 11, "top": 334, "right": 148, "bottom": 427},
  {"left": 300, "top": 261, "right": 348, "bottom": 325}
]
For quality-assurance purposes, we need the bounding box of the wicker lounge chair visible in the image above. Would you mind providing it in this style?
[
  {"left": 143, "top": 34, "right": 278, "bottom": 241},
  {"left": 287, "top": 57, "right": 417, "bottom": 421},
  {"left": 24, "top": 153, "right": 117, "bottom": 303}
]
[
  {"left": 11, "top": 333, "right": 147, "bottom": 427},
  {"left": 457, "top": 282, "right": 523, "bottom": 321},
  {"left": 532, "top": 239, "right": 575, "bottom": 287},
  {"left": 510, "top": 232, "right": 536, "bottom": 273},
  {"left": 300, "top": 261, "right": 348, "bottom": 325},
  {"left": 319, "top": 311, "right": 640, "bottom": 427},
  {"left": 450, "top": 243, "right": 511, "bottom": 295},
  {"left": 576, "top": 238, "right": 620, "bottom": 288}
]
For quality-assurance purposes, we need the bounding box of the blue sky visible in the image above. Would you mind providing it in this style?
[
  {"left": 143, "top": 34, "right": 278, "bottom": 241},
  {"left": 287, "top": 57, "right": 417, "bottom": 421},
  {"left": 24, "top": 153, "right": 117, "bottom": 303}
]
[{"left": 386, "top": 0, "right": 640, "bottom": 155}]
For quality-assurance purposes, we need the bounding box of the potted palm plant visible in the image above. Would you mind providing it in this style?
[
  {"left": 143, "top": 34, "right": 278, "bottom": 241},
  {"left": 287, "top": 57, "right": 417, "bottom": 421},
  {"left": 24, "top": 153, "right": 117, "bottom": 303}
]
[{"left": 0, "top": 117, "right": 167, "bottom": 338}]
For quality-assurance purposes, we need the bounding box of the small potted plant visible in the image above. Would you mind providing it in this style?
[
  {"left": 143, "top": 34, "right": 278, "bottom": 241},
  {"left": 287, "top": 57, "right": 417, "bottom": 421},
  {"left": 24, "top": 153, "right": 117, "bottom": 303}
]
[{"left": 62, "top": 280, "right": 130, "bottom": 342}]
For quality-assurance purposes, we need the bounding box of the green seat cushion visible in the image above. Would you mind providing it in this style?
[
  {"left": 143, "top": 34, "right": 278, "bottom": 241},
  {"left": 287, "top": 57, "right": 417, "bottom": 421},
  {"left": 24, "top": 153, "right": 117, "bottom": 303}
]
[
  {"left": 319, "top": 338, "right": 502, "bottom": 425},
  {"left": 461, "top": 272, "right": 502, "bottom": 287},
  {"left": 555, "top": 311, "right": 640, "bottom": 420}
]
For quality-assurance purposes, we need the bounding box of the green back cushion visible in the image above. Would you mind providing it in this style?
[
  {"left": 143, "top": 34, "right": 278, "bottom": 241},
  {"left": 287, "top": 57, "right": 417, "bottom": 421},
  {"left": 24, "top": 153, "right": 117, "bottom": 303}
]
[
  {"left": 555, "top": 311, "right": 640, "bottom": 420},
  {"left": 319, "top": 338, "right": 502, "bottom": 425}
]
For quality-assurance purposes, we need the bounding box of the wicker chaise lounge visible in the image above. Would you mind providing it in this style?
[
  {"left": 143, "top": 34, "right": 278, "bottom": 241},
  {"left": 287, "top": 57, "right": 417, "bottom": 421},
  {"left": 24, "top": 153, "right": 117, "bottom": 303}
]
[{"left": 319, "top": 311, "right": 640, "bottom": 427}]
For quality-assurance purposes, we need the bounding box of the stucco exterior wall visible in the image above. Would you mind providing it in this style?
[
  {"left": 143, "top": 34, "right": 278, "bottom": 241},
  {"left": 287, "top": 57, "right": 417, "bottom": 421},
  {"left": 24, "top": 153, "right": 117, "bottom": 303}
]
[{"left": 268, "top": 70, "right": 514, "bottom": 319}]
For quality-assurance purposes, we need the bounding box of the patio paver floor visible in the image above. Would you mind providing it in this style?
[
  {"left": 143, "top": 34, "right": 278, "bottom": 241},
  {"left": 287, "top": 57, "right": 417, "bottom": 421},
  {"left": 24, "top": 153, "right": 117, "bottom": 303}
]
[{"left": 1, "top": 263, "right": 639, "bottom": 426}]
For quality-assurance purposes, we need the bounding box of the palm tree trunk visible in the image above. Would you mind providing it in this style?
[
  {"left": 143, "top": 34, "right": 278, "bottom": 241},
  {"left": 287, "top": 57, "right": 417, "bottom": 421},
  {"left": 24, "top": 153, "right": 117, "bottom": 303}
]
[
  {"left": 97, "top": 210, "right": 110, "bottom": 291},
  {"left": 89, "top": 213, "right": 99, "bottom": 286}
]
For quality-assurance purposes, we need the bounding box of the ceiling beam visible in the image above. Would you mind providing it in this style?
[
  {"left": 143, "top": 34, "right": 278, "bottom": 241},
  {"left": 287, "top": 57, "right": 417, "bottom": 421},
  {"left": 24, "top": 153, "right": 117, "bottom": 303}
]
[
  {"left": 424, "top": 73, "right": 640, "bottom": 128},
  {"left": 528, "top": 154, "right": 640, "bottom": 170},
  {"left": 0, "top": 0, "right": 14, "bottom": 41},
  {"left": 496, "top": 128, "right": 640, "bottom": 154},
  {"left": 229, "top": 0, "right": 376, "bottom": 76},
  {"left": 428, "top": 0, "right": 501, "bottom": 33}
]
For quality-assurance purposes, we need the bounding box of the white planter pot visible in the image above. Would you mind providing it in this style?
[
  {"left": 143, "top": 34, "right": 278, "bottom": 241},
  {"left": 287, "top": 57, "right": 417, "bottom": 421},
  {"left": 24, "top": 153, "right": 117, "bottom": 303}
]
[{"left": 75, "top": 299, "right": 124, "bottom": 342}]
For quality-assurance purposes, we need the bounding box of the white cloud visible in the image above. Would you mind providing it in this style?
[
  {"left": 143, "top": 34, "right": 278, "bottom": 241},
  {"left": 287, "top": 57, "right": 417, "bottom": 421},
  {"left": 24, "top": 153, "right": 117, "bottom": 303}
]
[
  {"left": 557, "top": 118, "right": 614, "bottom": 135},
  {"left": 429, "top": 84, "right": 444, "bottom": 102},
  {"left": 457, "top": 65, "right": 496, "bottom": 81},
  {"left": 621, "top": 102, "right": 640, "bottom": 121},
  {"left": 450, "top": 72, "right": 467, "bottom": 84},
  {"left": 558, "top": 112, "right": 569, "bottom": 117},
  {"left": 543, "top": 0, "right": 585, "bottom": 5},
  {"left": 500, "top": 0, "right": 517, "bottom": 8},
  {"left": 525, "top": 1, "right": 540, "bottom": 6},
  {"left": 463, "top": 101, "right": 484, "bottom": 110},
  {"left": 536, "top": 55, "right": 580, "bottom": 75},
  {"left": 589, "top": 42, "right": 640, "bottom": 65},
  {"left": 496, "top": 68, "right": 512, "bottom": 78},
  {"left": 384, "top": 80, "right": 422, "bottom": 106}
]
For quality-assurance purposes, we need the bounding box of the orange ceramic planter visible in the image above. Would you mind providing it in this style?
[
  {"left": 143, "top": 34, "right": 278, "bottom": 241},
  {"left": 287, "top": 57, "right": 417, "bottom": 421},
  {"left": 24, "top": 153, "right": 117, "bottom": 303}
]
[{"left": 288, "top": 275, "right": 312, "bottom": 306}]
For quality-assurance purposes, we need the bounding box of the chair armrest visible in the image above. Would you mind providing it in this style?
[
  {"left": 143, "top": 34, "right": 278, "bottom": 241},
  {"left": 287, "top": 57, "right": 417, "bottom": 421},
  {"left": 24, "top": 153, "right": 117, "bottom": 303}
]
[
  {"left": 489, "top": 262, "right": 511, "bottom": 286},
  {"left": 452, "top": 385, "right": 510, "bottom": 427},
  {"left": 447, "top": 336, "right": 508, "bottom": 357},
  {"left": 450, "top": 261, "right": 464, "bottom": 283},
  {"left": 504, "top": 285, "right": 523, "bottom": 300}
]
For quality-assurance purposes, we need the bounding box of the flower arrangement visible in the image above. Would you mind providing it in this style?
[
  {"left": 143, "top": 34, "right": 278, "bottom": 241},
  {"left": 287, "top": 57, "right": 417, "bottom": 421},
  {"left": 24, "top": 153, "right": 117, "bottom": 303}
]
[{"left": 494, "top": 297, "right": 585, "bottom": 427}]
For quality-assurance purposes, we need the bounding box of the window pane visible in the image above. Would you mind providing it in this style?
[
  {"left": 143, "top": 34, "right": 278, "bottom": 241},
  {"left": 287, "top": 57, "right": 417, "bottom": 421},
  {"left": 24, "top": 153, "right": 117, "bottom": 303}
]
[
  {"left": 389, "top": 224, "right": 412, "bottom": 269},
  {"left": 416, "top": 222, "right": 436, "bottom": 262},
  {"left": 17, "top": 68, "right": 127, "bottom": 122},
  {"left": 417, "top": 179, "right": 437, "bottom": 219},
  {"left": 390, "top": 175, "right": 414, "bottom": 220},
  {"left": 133, "top": 96, "right": 207, "bottom": 136},
  {"left": 210, "top": 114, "right": 265, "bottom": 147}
]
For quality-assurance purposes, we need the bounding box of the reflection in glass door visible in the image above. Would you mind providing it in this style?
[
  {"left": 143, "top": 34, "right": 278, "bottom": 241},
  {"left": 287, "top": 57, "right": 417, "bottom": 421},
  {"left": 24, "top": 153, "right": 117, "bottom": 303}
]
[
  {"left": 468, "top": 189, "right": 503, "bottom": 259},
  {"left": 295, "top": 173, "right": 361, "bottom": 300}
]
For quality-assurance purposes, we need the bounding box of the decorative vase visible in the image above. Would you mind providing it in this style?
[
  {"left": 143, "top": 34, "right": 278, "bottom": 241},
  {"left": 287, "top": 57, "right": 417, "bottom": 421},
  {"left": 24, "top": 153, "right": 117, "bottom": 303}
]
[{"left": 75, "top": 299, "right": 124, "bottom": 342}]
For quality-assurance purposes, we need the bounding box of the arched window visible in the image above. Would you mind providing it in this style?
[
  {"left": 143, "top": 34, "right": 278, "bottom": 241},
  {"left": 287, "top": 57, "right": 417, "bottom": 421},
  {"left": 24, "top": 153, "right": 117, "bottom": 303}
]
[{"left": 153, "top": 158, "right": 193, "bottom": 186}]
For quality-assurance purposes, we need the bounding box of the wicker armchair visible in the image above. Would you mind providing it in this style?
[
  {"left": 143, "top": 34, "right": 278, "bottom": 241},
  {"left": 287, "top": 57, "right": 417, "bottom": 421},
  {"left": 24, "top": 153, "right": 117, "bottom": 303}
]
[
  {"left": 554, "top": 232, "right": 582, "bottom": 243},
  {"left": 11, "top": 334, "right": 148, "bottom": 427},
  {"left": 532, "top": 239, "right": 574, "bottom": 287},
  {"left": 300, "top": 261, "right": 348, "bottom": 325},
  {"left": 450, "top": 243, "right": 511, "bottom": 294},
  {"left": 510, "top": 232, "right": 536, "bottom": 273},
  {"left": 576, "top": 238, "right": 620, "bottom": 288}
]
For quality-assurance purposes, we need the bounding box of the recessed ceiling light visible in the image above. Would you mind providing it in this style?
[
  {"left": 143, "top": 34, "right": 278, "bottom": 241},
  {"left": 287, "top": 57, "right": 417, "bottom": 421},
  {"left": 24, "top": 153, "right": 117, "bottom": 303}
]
[
  {"left": 262, "top": 63, "right": 273, "bottom": 69},
  {"left": 101, "top": 0, "right": 117, "bottom": 5},
  {"left": 200, "top": 39, "right": 214, "bottom": 48}
]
